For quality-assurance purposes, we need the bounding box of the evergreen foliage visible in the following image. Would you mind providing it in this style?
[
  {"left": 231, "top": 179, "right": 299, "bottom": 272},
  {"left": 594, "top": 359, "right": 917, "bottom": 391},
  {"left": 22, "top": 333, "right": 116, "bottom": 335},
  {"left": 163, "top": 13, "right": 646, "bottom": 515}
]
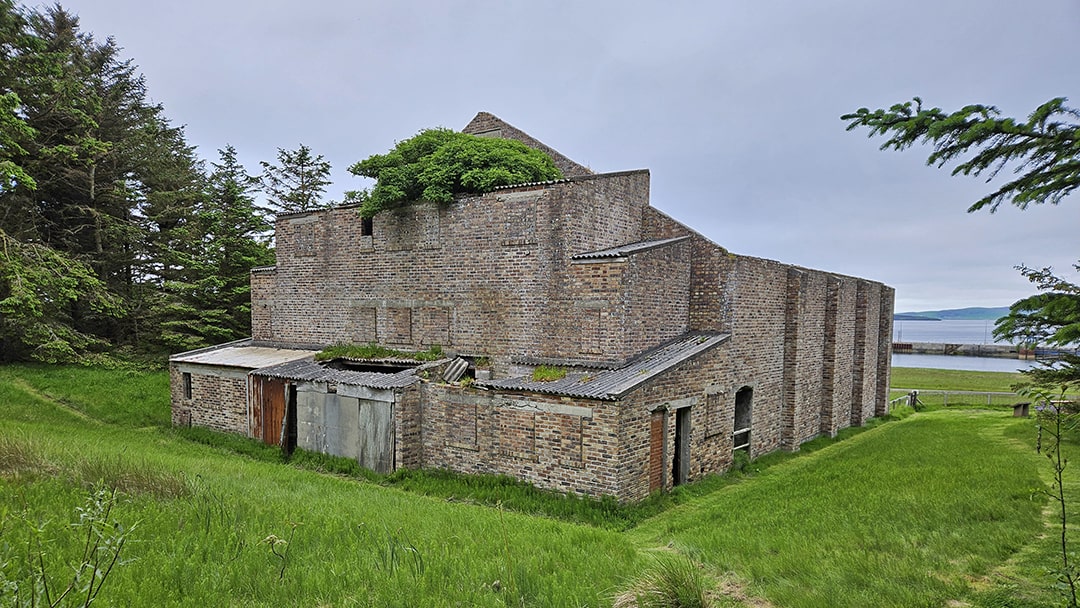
[
  {"left": 842, "top": 97, "right": 1080, "bottom": 213},
  {"left": 845, "top": 97, "right": 1080, "bottom": 387},
  {"left": 348, "top": 128, "right": 562, "bottom": 218},
  {"left": 0, "top": 228, "right": 121, "bottom": 362},
  {"left": 158, "top": 146, "right": 274, "bottom": 350},
  {"left": 0, "top": 3, "right": 278, "bottom": 362},
  {"left": 993, "top": 264, "right": 1080, "bottom": 387},
  {"left": 259, "top": 143, "right": 332, "bottom": 214}
]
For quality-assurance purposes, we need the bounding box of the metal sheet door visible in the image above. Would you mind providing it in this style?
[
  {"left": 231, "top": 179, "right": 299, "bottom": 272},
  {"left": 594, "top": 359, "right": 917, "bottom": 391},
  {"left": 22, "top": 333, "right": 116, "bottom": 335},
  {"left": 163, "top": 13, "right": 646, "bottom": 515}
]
[
  {"left": 358, "top": 399, "right": 394, "bottom": 474},
  {"left": 252, "top": 376, "right": 287, "bottom": 445}
]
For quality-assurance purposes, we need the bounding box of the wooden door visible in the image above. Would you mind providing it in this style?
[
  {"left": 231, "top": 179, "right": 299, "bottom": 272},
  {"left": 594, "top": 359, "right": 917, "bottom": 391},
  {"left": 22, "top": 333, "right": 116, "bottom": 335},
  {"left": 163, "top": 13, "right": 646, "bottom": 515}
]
[{"left": 648, "top": 410, "right": 666, "bottom": 493}]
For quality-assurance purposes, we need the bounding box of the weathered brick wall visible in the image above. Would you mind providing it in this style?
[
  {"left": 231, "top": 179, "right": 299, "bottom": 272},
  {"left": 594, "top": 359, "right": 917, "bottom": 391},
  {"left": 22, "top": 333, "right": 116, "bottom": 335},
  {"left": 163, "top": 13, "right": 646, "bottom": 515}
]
[
  {"left": 621, "top": 241, "right": 692, "bottom": 356},
  {"left": 783, "top": 269, "right": 828, "bottom": 448},
  {"left": 822, "top": 276, "right": 858, "bottom": 436},
  {"left": 262, "top": 171, "right": 670, "bottom": 367},
  {"left": 855, "top": 281, "right": 883, "bottom": 423},
  {"left": 567, "top": 260, "right": 626, "bottom": 357},
  {"left": 875, "top": 286, "right": 895, "bottom": 415},
  {"left": 620, "top": 344, "right": 730, "bottom": 501},
  {"left": 394, "top": 386, "right": 423, "bottom": 469},
  {"left": 720, "top": 255, "right": 789, "bottom": 456},
  {"left": 250, "top": 268, "right": 274, "bottom": 342},
  {"left": 419, "top": 384, "right": 622, "bottom": 496},
  {"left": 170, "top": 364, "right": 249, "bottom": 434},
  {"left": 566, "top": 239, "right": 691, "bottom": 362},
  {"left": 640, "top": 207, "right": 728, "bottom": 333}
]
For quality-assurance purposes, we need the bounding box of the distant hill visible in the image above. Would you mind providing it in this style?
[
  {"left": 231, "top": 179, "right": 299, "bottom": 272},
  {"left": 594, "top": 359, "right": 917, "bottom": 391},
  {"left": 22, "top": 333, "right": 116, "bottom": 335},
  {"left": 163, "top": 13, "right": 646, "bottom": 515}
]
[{"left": 894, "top": 306, "right": 1009, "bottom": 321}]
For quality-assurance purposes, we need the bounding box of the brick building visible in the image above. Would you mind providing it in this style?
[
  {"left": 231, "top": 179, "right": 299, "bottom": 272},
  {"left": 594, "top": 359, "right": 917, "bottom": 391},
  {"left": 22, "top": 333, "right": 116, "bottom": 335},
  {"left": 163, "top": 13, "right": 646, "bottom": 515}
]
[{"left": 170, "top": 113, "right": 894, "bottom": 501}]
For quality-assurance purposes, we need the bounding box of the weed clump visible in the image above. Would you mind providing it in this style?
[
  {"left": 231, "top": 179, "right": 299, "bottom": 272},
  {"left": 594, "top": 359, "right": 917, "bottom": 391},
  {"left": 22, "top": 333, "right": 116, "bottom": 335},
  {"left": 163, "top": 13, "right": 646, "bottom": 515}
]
[
  {"left": 613, "top": 556, "right": 714, "bottom": 608},
  {"left": 531, "top": 365, "right": 566, "bottom": 382},
  {"left": 315, "top": 343, "right": 444, "bottom": 362}
]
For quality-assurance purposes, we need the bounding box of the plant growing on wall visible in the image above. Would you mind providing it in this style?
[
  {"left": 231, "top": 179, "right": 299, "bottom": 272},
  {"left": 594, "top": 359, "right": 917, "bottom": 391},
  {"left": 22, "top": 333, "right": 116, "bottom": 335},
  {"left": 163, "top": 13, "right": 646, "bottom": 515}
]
[{"left": 347, "top": 128, "right": 562, "bottom": 218}]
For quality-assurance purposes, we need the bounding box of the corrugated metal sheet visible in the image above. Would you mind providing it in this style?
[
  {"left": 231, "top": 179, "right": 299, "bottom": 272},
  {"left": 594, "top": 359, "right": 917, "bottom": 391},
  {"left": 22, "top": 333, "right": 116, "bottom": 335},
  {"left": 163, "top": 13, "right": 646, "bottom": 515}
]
[
  {"left": 478, "top": 332, "right": 729, "bottom": 400},
  {"left": 170, "top": 345, "right": 317, "bottom": 369},
  {"left": 253, "top": 358, "right": 426, "bottom": 389},
  {"left": 571, "top": 236, "right": 690, "bottom": 260},
  {"left": 442, "top": 358, "right": 469, "bottom": 383}
]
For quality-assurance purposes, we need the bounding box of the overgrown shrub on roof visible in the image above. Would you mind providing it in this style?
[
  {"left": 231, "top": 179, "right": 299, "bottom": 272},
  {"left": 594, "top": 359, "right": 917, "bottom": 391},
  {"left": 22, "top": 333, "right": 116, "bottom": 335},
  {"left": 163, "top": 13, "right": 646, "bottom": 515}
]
[{"left": 347, "top": 128, "right": 563, "bottom": 218}]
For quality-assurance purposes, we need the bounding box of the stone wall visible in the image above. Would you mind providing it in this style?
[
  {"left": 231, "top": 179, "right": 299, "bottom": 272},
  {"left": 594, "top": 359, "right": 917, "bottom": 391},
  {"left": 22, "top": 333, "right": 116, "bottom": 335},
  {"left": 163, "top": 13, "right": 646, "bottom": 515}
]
[
  {"left": 169, "top": 363, "right": 249, "bottom": 434},
  {"left": 619, "top": 343, "right": 730, "bottom": 501},
  {"left": 419, "top": 384, "right": 622, "bottom": 497},
  {"left": 256, "top": 171, "right": 675, "bottom": 367}
]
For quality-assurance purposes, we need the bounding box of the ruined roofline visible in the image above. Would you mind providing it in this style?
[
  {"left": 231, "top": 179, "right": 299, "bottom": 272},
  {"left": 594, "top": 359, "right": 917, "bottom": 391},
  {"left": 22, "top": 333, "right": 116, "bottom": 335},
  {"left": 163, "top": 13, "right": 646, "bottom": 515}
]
[
  {"left": 463, "top": 111, "right": 593, "bottom": 178},
  {"left": 489, "top": 168, "right": 648, "bottom": 193},
  {"left": 644, "top": 206, "right": 891, "bottom": 290},
  {"left": 273, "top": 169, "right": 652, "bottom": 221}
]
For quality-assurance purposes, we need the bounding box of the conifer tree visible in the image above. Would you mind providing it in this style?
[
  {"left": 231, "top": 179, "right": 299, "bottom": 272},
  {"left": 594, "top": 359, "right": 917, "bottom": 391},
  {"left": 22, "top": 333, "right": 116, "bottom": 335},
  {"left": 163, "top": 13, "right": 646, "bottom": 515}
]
[
  {"left": 259, "top": 143, "right": 332, "bottom": 214},
  {"left": 844, "top": 97, "right": 1080, "bottom": 386}
]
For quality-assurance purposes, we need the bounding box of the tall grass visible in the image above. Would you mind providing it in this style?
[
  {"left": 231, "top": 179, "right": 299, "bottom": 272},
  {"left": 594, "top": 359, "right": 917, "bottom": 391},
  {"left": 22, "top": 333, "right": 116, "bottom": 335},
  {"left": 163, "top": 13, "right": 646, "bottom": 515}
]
[
  {"left": 0, "top": 366, "right": 640, "bottom": 607},
  {"left": 630, "top": 411, "right": 1046, "bottom": 607},
  {"left": 0, "top": 363, "right": 1068, "bottom": 606}
]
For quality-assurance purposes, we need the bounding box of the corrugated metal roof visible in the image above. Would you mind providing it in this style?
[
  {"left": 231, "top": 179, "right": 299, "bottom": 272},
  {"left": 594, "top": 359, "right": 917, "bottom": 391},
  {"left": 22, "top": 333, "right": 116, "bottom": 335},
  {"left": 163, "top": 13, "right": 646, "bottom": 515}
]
[
  {"left": 478, "top": 332, "right": 728, "bottom": 400},
  {"left": 571, "top": 236, "right": 690, "bottom": 260},
  {"left": 252, "top": 358, "right": 426, "bottom": 389},
  {"left": 170, "top": 345, "right": 317, "bottom": 369}
]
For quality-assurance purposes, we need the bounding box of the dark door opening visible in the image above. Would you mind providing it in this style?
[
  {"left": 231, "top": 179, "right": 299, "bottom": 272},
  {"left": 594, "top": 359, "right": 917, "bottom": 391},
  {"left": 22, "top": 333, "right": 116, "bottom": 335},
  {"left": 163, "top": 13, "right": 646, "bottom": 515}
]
[
  {"left": 283, "top": 384, "right": 297, "bottom": 456},
  {"left": 672, "top": 407, "right": 691, "bottom": 486},
  {"left": 733, "top": 386, "right": 753, "bottom": 452}
]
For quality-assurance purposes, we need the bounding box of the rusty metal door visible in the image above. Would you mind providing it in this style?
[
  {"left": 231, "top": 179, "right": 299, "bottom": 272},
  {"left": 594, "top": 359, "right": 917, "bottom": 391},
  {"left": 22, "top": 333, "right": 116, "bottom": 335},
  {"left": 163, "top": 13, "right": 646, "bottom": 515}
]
[
  {"left": 252, "top": 376, "right": 287, "bottom": 446},
  {"left": 358, "top": 400, "right": 394, "bottom": 474}
]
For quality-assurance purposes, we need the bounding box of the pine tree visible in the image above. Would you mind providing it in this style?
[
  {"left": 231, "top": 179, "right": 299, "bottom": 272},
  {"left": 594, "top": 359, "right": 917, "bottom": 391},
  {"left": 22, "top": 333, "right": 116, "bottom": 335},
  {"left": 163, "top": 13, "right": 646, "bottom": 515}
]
[{"left": 259, "top": 143, "right": 332, "bottom": 214}]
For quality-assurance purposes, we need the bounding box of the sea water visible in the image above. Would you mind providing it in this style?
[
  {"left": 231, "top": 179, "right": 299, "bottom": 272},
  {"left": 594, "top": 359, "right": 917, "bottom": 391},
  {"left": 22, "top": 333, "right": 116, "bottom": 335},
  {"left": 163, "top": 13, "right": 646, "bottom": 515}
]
[
  {"left": 892, "top": 319, "right": 1005, "bottom": 345},
  {"left": 891, "top": 353, "right": 1038, "bottom": 372},
  {"left": 890, "top": 319, "right": 1039, "bottom": 371}
]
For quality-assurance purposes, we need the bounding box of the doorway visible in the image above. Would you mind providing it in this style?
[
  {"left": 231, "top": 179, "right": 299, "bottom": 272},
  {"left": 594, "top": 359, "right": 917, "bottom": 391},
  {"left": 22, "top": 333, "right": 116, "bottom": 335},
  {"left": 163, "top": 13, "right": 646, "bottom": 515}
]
[
  {"left": 672, "top": 407, "right": 691, "bottom": 486},
  {"left": 733, "top": 386, "right": 753, "bottom": 452}
]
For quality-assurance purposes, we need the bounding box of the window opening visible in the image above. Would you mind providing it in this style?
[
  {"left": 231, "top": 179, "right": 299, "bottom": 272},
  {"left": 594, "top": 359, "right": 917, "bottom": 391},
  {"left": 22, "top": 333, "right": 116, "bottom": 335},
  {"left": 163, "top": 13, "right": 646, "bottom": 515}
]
[
  {"left": 361, "top": 216, "right": 373, "bottom": 236},
  {"left": 182, "top": 372, "right": 192, "bottom": 399}
]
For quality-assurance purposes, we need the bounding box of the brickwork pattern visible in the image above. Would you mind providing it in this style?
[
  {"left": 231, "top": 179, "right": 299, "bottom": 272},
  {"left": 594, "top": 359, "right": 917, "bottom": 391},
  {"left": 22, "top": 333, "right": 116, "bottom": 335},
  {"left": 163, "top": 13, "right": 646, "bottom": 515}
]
[
  {"left": 176, "top": 114, "right": 897, "bottom": 501},
  {"left": 419, "top": 384, "right": 622, "bottom": 496},
  {"left": 169, "top": 365, "right": 249, "bottom": 434}
]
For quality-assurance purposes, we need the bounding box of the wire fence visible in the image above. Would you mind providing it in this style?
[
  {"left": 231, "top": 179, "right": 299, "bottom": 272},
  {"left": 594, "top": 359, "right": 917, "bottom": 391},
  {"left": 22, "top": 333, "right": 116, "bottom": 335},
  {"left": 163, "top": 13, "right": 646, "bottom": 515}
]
[{"left": 889, "top": 388, "right": 1039, "bottom": 409}]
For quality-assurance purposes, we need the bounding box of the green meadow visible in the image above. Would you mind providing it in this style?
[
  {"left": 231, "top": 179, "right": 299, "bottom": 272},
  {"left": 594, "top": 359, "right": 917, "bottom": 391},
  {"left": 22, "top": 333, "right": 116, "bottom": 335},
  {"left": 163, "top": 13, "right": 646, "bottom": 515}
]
[{"left": 0, "top": 364, "right": 1072, "bottom": 607}]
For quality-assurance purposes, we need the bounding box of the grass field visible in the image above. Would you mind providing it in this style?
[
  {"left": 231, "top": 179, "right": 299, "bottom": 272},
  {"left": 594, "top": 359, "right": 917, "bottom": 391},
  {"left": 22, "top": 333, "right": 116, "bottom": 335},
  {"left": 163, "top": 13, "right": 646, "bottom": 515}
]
[
  {"left": 890, "top": 366, "right": 1025, "bottom": 392},
  {"left": 0, "top": 364, "right": 1073, "bottom": 607}
]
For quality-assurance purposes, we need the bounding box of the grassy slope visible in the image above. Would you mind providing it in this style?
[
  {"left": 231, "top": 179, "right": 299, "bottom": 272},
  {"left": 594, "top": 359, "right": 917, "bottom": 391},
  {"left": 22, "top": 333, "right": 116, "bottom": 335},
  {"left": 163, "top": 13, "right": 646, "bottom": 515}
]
[
  {"left": 0, "top": 367, "right": 638, "bottom": 607},
  {"left": 0, "top": 364, "right": 1066, "bottom": 607},
  {"left": 629, "top": 411, "right": 1046, "bottom": 607}
]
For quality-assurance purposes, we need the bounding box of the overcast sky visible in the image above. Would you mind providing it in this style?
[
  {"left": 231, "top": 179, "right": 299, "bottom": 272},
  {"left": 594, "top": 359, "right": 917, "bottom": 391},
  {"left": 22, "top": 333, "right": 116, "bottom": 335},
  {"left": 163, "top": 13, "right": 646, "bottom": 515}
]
[{"left": 52, "top": 0, "right": 1080, "bottom": 312}]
